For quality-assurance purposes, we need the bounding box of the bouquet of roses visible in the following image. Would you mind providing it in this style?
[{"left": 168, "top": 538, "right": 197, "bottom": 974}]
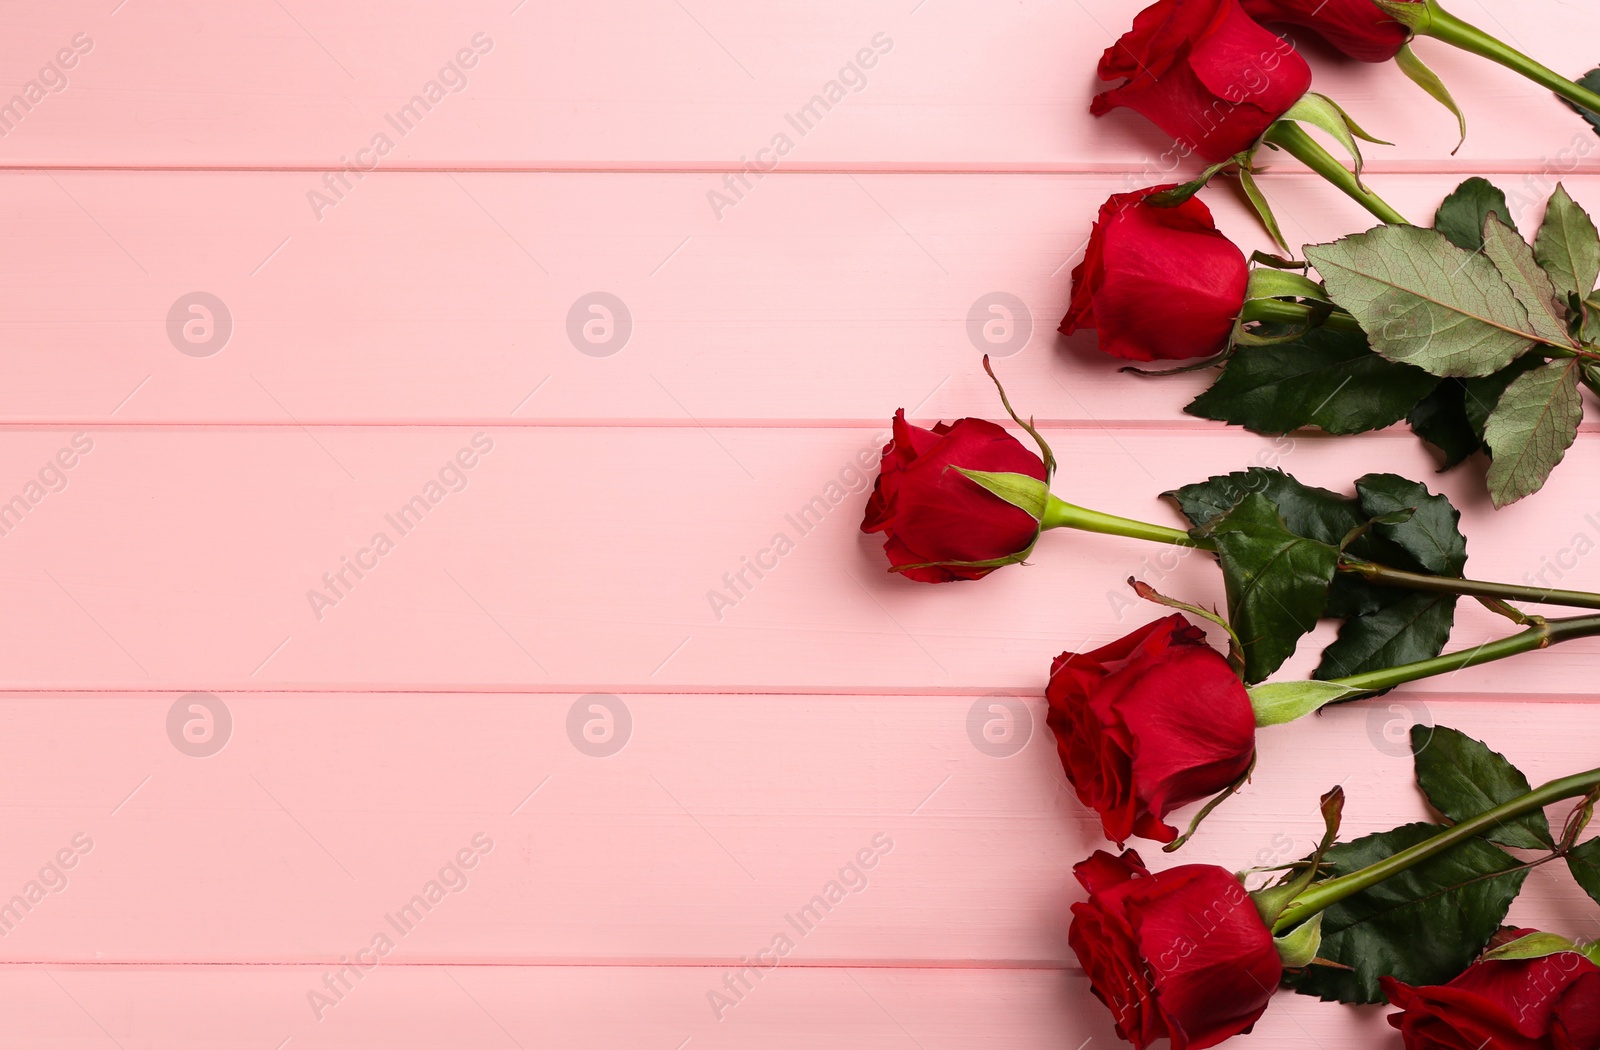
[{"left": 845, "top": 0, "right": 1600, "bottom": 1042}]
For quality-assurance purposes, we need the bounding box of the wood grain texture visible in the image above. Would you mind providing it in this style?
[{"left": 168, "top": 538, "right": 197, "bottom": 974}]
[
  {"left": 0, "top": 0, "right": 1597, "bottom": 171},
  {"left": 2, "top": 425, "right": 1599, "bottom": 694},
  {"left": 0, "top": 693, "right": 1592, "bottom": 966},
  {"left": 2, "top": 172, "right": 1598, "bottom": 425},
  {"left": 7, "top": 1, "right": 1600, "bottom": 1045}
]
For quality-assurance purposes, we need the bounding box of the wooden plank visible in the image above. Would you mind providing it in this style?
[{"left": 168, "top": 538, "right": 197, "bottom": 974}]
[
  {"left": 0, "top": 692, "right": 1591, "bottom": 965},
  {"left": 0, "top": 424, "right": 1598, "bottom": 694},
  {"left": 1, "top": 0, "right": 1597, "bottom": 171},
  {"left": 4, "top": 171, "right": 1598, "bottom": 425},
  {"left": 0, "top": 963, "right": 1402, "bottom": 1049}
]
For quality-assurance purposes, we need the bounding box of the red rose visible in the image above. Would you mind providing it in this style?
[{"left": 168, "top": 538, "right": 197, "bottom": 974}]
[
  {"left": 1061, "top": 187, "right": 1248, "bottom": 362},
  {"left": 1093, "top": 0, "right": 1313, "bottom": 163},
  {"left": 1241, "top": 0, "right": 1411, "bottom": 62},
  {"left": 861, "top": 409, "right": 1047, "bottom": 583},
  {"left": 1382, "top": 936, "right": 1600, "bottom": 1050},
  {"left": 1069, "top": 849, "right": 1282, "bottom": 1050},
  {"left": 1047, "top": 614, "right": 1256, "bottom": 844}
]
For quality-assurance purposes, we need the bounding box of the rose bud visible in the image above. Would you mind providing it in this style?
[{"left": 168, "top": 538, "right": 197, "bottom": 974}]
[
  {"left": 1069, "top": 849, "right": 1282, "bottom": 1049},
  {"left": 1381, "top": 932, "right": 1600, "bottom": 1050},
  {"left": 860, "top": 408, "right": 1049, "bottom": 583},
  {"left": 1093, "top": 0, "right": 1313, "bottom": 163},
  {"left": 1061, "top": 187, "right": 1248, "bottom": 362},
  {"left": 1241, "top": 0, "right": 1412, "bottom": 63},
  {"left": 1047, "top": 614, "right": 1256, "bottom": 845}
]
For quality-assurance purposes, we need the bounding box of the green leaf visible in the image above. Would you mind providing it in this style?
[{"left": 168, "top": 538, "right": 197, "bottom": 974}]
[
  {"left": 1166, "top": 468, "right": 1363, "bottom": 547},
  {"left": 1185, "top": 328, "right": 1437, "bottom": 436},
  {"left": 1307, "top": 225, "right": 1539, "bottom": 378},
  {"left": 1433, "top": 177, "right": 1513, "bottom": 252},
  {"left": 1314, "top": 591, "right": 1457, "bottom": 680},
  {"left": 1568, "top": 836, "right": 1600, "bottom": 907},
  {"left": 1248, "top": 680, "right": 1364, "bottom": 727},
  {"left": 1482, "top": 358, "right": 1584, "bottom": 506},
  {"left": 1238, "top": 167, "right": 1288, "bottom": 252},
  {"left": 1412, "top": 725, "right": 1554, "bottom": 850},
  {"left": 1282, "top": 823, "right": 1528, "bottom": 1003},
  {"left": 1482, "top": 931, "right": 1588, "bottom": 962},
  {"left": 1482, "top": 218, "right": 1576, "bottom": 348},
  {"left": 1565, "top": 67, "right": 1600, "bottom": 137},
  {"left": 1534, "top": 184, "right": 1600, "bottom": 302},
  {"left": 952, "top": 468, "right": 1048, "bottom": 520},
  {"left": 1395, "top": 44, "right": 1465, "bottom": 150},
  {"left": 1274, "top": 912, "right": 1324, "bottom": 968},
  {"left": 1194, "top": 492, "right": 1340, "bottom": 683},
  {"left": 1312, "top": 225, "right": 1536, "bottom": 377},
  {"left": 1355, "top": 474, "right": 1467, "bottom": 576},
  {"left": 1407, "top": 380, "right": 1482, "bottom": 469},
  {"left": 1463, "top": 355, "right": 1546, "bottom": 436}
]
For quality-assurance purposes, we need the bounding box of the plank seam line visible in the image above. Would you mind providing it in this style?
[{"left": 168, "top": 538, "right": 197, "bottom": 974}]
[{"left": 0, "top": 164, "right": 1594, "bottom": 177}]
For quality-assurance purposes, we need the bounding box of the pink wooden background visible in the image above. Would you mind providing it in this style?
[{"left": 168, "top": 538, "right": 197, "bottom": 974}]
[{"left": 5, "top": 0, "right": 1600, "bottom": 1045}]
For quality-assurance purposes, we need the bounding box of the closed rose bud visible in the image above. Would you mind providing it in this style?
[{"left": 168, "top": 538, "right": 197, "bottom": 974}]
[
  {"left": 1061, "top": 187, "right": 1248, "bottom": 362},
  {"left": 1093, "top": 0, "right": 1313, "bottom": 163},
  {"left": 860, "top": 409, "right": 1048, "bottom": 583},
  {"left": 1242, "top": 0, "right": 1412, "bottom": 63},
  {"left": 1382, "top": 934, "right": 1600, "bottom": 1050},
  {"left": 1069, "top": 849, "right": 1282, "bottom": 1049},
  {"left": 1047, "top": 614, "right": 1256, "bottom": 845}
]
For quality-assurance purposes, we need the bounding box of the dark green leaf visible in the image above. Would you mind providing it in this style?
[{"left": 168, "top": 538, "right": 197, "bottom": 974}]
[
  {"left": 1407, "top": 380, "right": 1482, "bottom": 469},
  {"left": 1412, "top": 725, "right": 1553, "bottom": 850},
  {"left": 1568, "top": 837, "right": 1600, "bottom": 906},
  {"left": 1194, "top": 492, "right": 1340, "bottom": 683},
  {"left": 1166, "top": 468, "right": 1362, "bottom": 546},
  {"left": 1355, "top": 474, "right": 1467, "bottom": 576},
  {"left": 1185, "top": 328, "right": 1437, "bottom": 436},
  {"left": 1433, "top": 177, "right": 1513, "bottom": 252},
  {"left": 1314, "top": 591, "right": 1456, "bottom": 680},
  {"left": 1564, "top": 68, "right": 1600, "bottom": 137},
  {"left": 1283, "top": 823, "right": 1528, "bottom": 1003},
  {"left": 1534, "top": 184, "right": 1600, "bottom": 302}
]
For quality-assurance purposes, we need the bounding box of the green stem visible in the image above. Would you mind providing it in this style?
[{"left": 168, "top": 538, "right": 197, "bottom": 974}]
[
  {"left": 1276, "top": 763, "right": 1600, "bottom": 932},
  {"left": 1040, "top": 496, "right": 1600, "bottom": 613},
  {"left": 1344, "top": 558, "right": 1600, "bottom": 612},
  {"left": 1240, "top": 298, "right": 1364, "bottom": 333},
  {"left": 1323, "top": 612, "right": 1600, "bottom": 695},
  {"left": 1041, "top": 495, "right": 1200, "bottom": 547},
  {"left": 1260, "top": 122, "right": 1409, "bottom": 227},
  {"left": 1418, "top": 2, "right": 1600, "bottom": 117}
]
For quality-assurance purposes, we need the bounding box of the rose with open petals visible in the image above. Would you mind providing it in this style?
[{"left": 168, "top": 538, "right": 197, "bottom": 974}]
[
  {"left": 1093, "top": 0, "right": 1313, "bottom": 163},
  {"left": 1382, "top": 934, "right": 1600, "bottom": 1050},
  {"left": 1061, "top": 186, "right": 1248, "bottom": 362},
  {"left": 861, "top": 409, "right": 1047, "bottom": 583},
  {"left": 1242, "top": 0, "right": 1411, "bottom": 62},
  {"left": 1047, "top": 614, "right": 1256, "bottom": 844},
  {"left": 1070, "top": 849, "right": 1282, "bottom": 1049}
]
